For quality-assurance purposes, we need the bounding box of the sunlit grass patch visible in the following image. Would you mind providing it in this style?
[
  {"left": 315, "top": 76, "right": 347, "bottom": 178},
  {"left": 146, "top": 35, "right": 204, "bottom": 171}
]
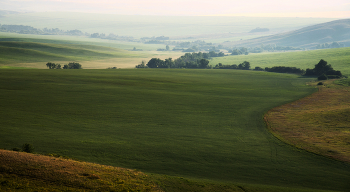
[
  {"left": 265, "top": 80, "right": 350, "bottom": 162},
  {"left": 0, "top": 149, "right": 161, "bottom": 191}
]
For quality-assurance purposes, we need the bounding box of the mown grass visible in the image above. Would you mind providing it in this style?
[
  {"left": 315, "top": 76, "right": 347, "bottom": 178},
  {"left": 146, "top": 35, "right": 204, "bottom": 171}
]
[
  {"left": 1, "top": 69, "right": 350, "bottom": 191},
  {"left": 210, "top": 47, "right": 350, "bottom": 75},
  {"left": 265, "top": 80, "right": 350, "bottom": 163}
]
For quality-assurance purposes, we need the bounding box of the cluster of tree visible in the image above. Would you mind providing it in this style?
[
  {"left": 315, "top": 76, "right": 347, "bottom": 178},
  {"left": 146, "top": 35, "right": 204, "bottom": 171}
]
[
  {"left": 207, "top": 51, "right": 225, "bottom": 57},
  {"left": 212, "top": 63, "right": 305, "bottom": 75},
  {"left": 253, "top": 44, "right": 302, "bottom": 52},
  {"left": 231, "top": 48, "right": 249, "bottom": 55},
  {"left": 264, "top": 66, "right": 305, "bottom": 75},
  {"left": 90, "top": 33, "right": 134, "bottom": 41},
  {"left": 136, "top": 52, "right": 212, "bottom": 69},
  {"left": 145, "top": 57, "right": 210, "bottom": 69},
  {"left": 227, "top": 44, "right": 303, "bottom": 55},
  {"left": 144, "top": 39, "right": 217, "bottom": 52},
  {"left": 213, "top": 61, "right": 250, "bottom": 70},
  {"left": 157, "top": 45, "right": 170, "bottom": 51},
  {"left": 315, "top": 42, "right": 344, "bottom": 49},
  {"left": 0, "top": 24, "right": 87, "bottom": 36},
  {"left": 249, "top": 27, "right": 270, "bottom": 33},
  {"left": 141, "top": 36, "right": 170, "bottom": 41},
  {"left": 304, "top": 59, "right": 342, "bottom": 80},
  {"left": 46, "top": 62, "right": 82, "bottom": 69},
  {"left": 135, "top": 61, "right": 147, "bottom": 68}
]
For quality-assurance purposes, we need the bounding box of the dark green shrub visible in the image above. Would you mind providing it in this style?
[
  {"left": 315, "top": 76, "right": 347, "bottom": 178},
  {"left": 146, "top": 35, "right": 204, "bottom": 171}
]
[
  {"left": 318, "top": 74, "right": 328, "bottom": 80},
  {"left": 317, "top": 82, "right": 324, "bottom": 85},
  {"left": 254, "top": 66, "right": 264, "bottom": 71},
  {"left": 12, "top": 147, "right": 21, "bottom": 151},
  {"left": 327, "top": 75, "right": 341, "bottom": 79},
  {"left": 22, "top": 143, "right": 34, "bottom": 153}
]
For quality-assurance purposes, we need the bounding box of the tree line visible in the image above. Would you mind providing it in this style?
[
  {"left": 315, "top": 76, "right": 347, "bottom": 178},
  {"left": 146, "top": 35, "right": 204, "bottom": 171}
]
[
  {"left": 254, "top": 59, "right": 342, "bottom": 80},
  {"left": 136, "top": 52, "right": 211, "bottom": 69},
  {"left": 214, "top": 61, "right": 250, "bottom": 70},
  {"left": 46, "top": 62, "right": 82, "bottom": 69},
  {"left": 137, "top": 55, "right": 343, "bottom": 81}
]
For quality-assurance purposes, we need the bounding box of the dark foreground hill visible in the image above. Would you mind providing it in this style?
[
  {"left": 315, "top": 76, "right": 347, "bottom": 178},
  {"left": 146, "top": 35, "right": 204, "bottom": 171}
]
[{"left": 224, "top": 18, "right": 350, "bottom": 49}]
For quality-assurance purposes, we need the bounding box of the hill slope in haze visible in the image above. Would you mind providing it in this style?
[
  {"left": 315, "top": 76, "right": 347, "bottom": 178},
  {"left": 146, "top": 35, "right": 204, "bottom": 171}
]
[{"left": 224, "top": 19, "right": 350, "bottom": 49}]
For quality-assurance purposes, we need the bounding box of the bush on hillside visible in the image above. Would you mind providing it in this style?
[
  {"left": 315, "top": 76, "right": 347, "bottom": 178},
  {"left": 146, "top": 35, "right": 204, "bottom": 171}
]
[
  {"left": 265, "top": 66, "right": 305, "bottom": 75},
  {"left": 318, "top": 74, "right": 328, "bottom": 80},
  {"left": 305, "top": 59, "right": 342, "bottom": 79},
  {"left": 22, "top": 143, "right": 34, "bottom": 153}
]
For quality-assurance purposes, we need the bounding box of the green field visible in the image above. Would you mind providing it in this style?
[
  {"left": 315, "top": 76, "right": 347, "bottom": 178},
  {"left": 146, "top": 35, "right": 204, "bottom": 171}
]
[
  {"left": 1, "top": 69, "right": 350, "bottom": 191},
  {"left": 0, "top": 32, "right": 166, "bottom": 50},
  {"left": 210, "top": 47, "right": 350, "bottom": 75}
]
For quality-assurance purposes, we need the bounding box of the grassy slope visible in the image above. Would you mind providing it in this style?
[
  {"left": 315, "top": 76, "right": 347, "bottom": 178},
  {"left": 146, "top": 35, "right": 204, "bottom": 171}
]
[
  {"left": 0, "top": 41, "right": 140, "bottom": 64},
  {"left": 0, "top": 34, "right": 184, "bottom": 69},
  {"left": 0, "top": 149, "right": 161, "bottom": 192},
  {"left": 0, "top": 32, "right": 165, "bottom": 50},
  {"left": 0, "top": 69, "right": 350, "bottom": 191},
  {"left": 210, "top": 47, "right": 350, "bottom": 75}
]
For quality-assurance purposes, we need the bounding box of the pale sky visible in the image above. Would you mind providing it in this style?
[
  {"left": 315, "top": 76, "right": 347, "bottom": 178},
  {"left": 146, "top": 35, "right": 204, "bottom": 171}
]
[{"left": 1, "top": 0, "right": 350, "bottom": 18}]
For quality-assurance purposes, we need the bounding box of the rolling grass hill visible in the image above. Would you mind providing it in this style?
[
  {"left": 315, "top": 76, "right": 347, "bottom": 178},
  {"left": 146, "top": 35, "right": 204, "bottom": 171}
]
[
  {"left": 0, "top": 34, "right": 185, "bottom": 69},
  {"left": 210, "top": 47, "right": 350, "bottom": 75},
  {"left": 0, "top": 41, "right": 140, "bottom": 64},
  {"left": 1, "top": 69, "right": 350, "bottom": 191},
  {"left": 224, "top": 19, "right": 350, "bottom": 48}
]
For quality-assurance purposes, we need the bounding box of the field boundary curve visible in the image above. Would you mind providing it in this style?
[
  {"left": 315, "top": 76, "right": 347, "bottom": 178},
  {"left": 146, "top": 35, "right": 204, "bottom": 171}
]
[{"left": 264, "top": 80, "right": 350, "bottom": 163}]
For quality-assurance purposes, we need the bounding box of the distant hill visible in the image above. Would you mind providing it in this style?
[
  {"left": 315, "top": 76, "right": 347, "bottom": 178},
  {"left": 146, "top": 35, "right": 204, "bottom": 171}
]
[{"left": 224, "top": 18, "right": 350, "bottom": 49}]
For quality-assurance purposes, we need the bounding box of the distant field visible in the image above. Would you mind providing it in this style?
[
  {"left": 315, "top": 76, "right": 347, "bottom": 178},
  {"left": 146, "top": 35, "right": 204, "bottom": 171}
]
[
  {"left": 0, "top": 34, "right": 184, "bottom": 68},
  {"left": 0, "top": 12, "right": 335, "bottom": 40},
  {"left": 210, "top": 47, "right": 350, "bottom": 75},
  {"left": 1, "top": 69, "right": 350, "bottom": 191},
  {"left": 0, "top": 32, "right": 165, "bottom": 50}
]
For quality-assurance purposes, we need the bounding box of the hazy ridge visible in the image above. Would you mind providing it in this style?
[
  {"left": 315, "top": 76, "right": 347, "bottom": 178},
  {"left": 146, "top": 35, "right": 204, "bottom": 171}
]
[{"left": 224, "top": 18, "right": 350, "bottom": 48}]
